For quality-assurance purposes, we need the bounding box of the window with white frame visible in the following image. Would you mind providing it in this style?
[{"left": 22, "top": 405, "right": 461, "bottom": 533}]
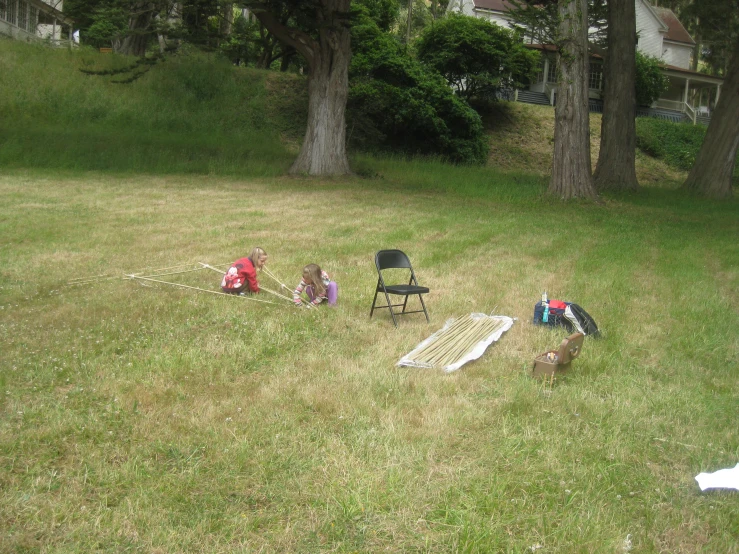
[
  {"left": 547, "top": 59, "right": 557, "bottom": 83},
  {"left": 589, "top": 61, "right": 603, "bottom": 90},
  {"left": 18, "top": 0, "right": 28, "bottom": 30},
  {"left": 29, "top": 5, "right": 37, "bottom": 31},
  {"left": 6, "top": 0, "right": 17, "bottom": 25}
]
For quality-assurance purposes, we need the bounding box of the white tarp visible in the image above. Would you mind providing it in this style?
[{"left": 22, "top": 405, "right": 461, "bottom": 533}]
[
  {"left": 695, "top": 463, "right": 739, "bottom": 491},
  {"left": 398, "top": 314, "right": 514, "bottom": 373}
]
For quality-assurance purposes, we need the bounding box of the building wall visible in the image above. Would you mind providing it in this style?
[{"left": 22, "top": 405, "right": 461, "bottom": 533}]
[
  {"left": 662, "top": 41, "right": 691, "bottom": 69},
  {"left": 635, "top": 0, "right": 664, "bottom": 59},
  {"left": 472, "top": 10, "right": 513, "bottom": 30}
]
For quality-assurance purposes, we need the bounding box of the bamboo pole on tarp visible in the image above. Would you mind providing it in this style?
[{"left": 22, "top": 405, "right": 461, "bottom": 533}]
[{"left": 407, "top": 316, "right": 506, "bottom": 368}]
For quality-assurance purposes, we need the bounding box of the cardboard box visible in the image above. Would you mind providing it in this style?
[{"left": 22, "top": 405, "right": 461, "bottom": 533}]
[{"left": 533, "top": 332, "right": 584, "bottom": 379}]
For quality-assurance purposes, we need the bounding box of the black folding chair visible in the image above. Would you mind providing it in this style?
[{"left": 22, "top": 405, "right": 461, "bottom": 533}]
[{"left": 370, "top": 249, "right": 430, "bottom": 327}]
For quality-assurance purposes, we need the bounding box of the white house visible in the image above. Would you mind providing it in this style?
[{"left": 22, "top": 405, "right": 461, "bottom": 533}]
[
  {"left": 462, "top": 0, "right": 723, "bottom": 122},
  {"left": 0, "top": 0, "right": 74, "bottom": 45}
]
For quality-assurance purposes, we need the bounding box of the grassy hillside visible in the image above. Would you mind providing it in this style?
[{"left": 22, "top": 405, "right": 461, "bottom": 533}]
[
  {"left": 483, "top": 102, "right": 688, "bottom": 186},
  {"left": 0, "top": 40, "right": 305, "bottom": 175},
  {"left": 0, "top": 38, "right": 713, "bottom": 186}
]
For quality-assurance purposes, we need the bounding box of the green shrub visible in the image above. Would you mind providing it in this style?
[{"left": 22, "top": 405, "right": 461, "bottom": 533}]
[
  {"left": 635, "top": 52, "right": 669, "bottom": 107},
  {"left": 635, "top": 118, "right": 705, "bottom": 171},
  {"left": 348, "top": 6, "right": 488, "bottom": 165}
]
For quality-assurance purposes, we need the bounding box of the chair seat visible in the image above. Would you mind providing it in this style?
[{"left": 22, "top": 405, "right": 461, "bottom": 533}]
[{"left": 383, "top": 284, "right": 429, "bottom": 295}]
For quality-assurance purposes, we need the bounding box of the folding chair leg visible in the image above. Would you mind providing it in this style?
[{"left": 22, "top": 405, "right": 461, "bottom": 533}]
[
  {"left": 418, "top": 294, "right": 430, "bottom": 323},
  {"left": 369, "top": 289, "right": 380, "bottom": 318},
  {"left": 401, "top": 295, "right": 409, "bottom": 314},
  {"left": 385, "top": 291, "right": 398, "bottom": 327}
]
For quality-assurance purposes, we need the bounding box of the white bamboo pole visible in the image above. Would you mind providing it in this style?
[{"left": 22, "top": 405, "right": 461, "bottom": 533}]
[
  {"left": 125, "top": 274, "right": 277, "bottom": 304},
  {"left": 262, "top": 266, "right": 292, "bottom": 292}
]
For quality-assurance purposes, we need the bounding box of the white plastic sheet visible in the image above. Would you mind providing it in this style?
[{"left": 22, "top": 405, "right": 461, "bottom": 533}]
[{"left": 695, "top": 463, "right": 739, "bottom": 491}]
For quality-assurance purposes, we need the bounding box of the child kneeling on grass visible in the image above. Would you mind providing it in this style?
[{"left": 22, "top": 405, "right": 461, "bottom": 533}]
[
  {"left": 221, "top": 247, "right": 267, "bottom": 295},
  {"left": 293, "top": 264, "right": 337, "bottom": 307}
]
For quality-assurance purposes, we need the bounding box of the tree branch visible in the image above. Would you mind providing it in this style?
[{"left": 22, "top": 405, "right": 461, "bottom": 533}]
[{"left": 243, "top": 1, "right": 318, "bottom": 66}]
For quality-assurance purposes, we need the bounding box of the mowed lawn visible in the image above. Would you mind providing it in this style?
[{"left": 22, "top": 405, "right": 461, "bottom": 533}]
[{"left": 0, "top": 168, "right": 737, "bottom": 553}]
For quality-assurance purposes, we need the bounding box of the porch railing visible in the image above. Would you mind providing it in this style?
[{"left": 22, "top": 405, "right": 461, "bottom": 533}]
[{"left": 654, "top": 99, "right": 698, "bottom": 124}]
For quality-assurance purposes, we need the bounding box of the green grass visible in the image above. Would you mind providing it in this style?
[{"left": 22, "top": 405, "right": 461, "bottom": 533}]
[
  {"left": 0, "top": 168, "right": 737, "bottom": 553},
  {"left": 0, "top": 41, "right": 302, "bottom": 176},
  {"left": 1, "top": 39, "right": 738, "bottom": 553}
]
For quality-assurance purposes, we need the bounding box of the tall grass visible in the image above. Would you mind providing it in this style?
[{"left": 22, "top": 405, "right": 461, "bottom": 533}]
[{"left": 0, "top": 41, "right": 299, "bottom": 175}]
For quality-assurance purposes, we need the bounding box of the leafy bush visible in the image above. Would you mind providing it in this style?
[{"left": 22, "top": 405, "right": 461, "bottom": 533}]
[
  {"left": 636, "top": 118, "right": 705, "bottom": 171},
  {"left": 635, "top": 52, "right": 668, "bottom": 107},
  {"left": 415, "top": 14, "right": 539, "bottom": 104},
  {"left": 348, "top": 6, "right": 488, "bottom": 164}
]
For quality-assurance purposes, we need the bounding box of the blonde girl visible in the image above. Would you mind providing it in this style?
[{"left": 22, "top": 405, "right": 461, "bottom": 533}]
[{"left": 293, "top": 263, "right": 338, "bottom": 306}]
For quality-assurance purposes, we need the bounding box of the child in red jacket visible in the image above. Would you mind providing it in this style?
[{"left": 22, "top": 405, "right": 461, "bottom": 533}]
[{"left": 221, "top": 247, "right": 268, "bottom": 294}]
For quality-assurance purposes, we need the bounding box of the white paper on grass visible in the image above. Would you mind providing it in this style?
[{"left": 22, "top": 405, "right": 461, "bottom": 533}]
[
  {"left": 695, "top": 463, "right": 739, "bottom": 491},
  {"left": 397, "top": 314, "right": 514, "bottom": 373}
]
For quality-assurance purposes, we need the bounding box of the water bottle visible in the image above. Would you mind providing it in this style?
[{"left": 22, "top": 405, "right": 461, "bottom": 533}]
[{"left": 542, "top": 291, "right": 549, "bottom": 323}]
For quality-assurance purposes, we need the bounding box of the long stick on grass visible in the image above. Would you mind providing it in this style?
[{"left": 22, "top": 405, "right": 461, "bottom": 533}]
[
  {"left": 262, "top": 266, "right": 292, "bottom": 293},
  {"left": 125, "top": 274, "right": 277, "bottom": 304}
]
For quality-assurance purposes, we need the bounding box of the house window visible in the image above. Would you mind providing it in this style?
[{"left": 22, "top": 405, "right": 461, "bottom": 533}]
[
  {"left": 589, "top": 61, "right": 603, "bottom": 90},
  {"left": 17, "top": 0, "right": 27, "bottom": 30},
  {"left": 5, "top": 0, "right": 17, "bottom": 25},
  {"left": 29, "top": 5, "right": 37, "bottom": 31},
  {"left": 0, "top": 1, "right": 6, "bottom": 22},
  {"left": 547, "top": 60, "right": 557, "bottom": 83}
]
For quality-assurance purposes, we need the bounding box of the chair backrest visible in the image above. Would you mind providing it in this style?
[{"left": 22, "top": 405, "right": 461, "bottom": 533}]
[{"left": 376, "top": 249, "right": 412, "bottom": 271}]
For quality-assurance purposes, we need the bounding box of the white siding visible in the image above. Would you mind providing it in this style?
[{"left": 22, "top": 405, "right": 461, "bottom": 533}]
[
  {"left": 473, "top": 10, "right": 513, "bottom": 29},
  {"left": 635, "top": 0, "right": 663, "bottom": 59},
  {"left": 663, "top": 41, "right": 691, "bottom": 69}
]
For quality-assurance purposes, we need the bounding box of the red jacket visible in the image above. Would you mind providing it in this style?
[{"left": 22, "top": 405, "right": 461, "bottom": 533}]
[{"left": 221, "top": 257, "right": 259, "bottom": 293}]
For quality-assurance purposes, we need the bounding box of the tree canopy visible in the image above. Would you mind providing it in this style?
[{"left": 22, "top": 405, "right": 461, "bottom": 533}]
[
  {"left": 415, "top": 14, "right": 539, "bottom": 104},
  {"left": 348, "top": 6, "right": 488, "bottom": 164}
]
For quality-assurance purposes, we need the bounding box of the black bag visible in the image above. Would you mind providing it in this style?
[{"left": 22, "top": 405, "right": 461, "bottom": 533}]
[{"left": 533, "top": 300, "right": 600, "bottom": 337}]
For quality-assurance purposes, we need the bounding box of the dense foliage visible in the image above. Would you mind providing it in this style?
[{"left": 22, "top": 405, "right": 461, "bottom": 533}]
[
  {"left": 635, "top": 117, "right": 738, "bottom": 180},
  {"left": 635, "top": 52, "right": 669, "bottom": 107},
  {"left": 347, "top": 7, "right": 488, "bottom": 164},
  {"left": 415, "top": 14, "right": 539, "bottom": 103}
]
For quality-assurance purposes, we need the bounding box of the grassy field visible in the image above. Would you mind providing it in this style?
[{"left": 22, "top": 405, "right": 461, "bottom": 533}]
[
  {"left": 1, "top": 37, "right": 738, "bottom": 553},
  {"left": 1, "top": 164, "right": 737, "bottom": 553}
]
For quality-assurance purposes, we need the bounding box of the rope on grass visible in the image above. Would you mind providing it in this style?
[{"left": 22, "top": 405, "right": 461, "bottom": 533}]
[
  {"left": 199, "top": 263, "right": 302, "bottom": 306},
  {"left": 125, "top": 274, "right": 277, "bottom": 304}
]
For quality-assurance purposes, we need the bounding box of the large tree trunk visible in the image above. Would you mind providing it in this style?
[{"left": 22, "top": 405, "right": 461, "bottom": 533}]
[
  {"left": 252, "top": 0, "right": 351, "bottom": 176},
  {"left": 289, "top": 25, "right": 351, "bottom": 175},
  {"left": 548, "top": 0, "right": 598, "bottom": 200},
  {"left": 119, "top": 2, "right": 156, "bottom": 57},
  {"left": 593, "top": 0, "right": 639, "bottom": 192},
  {"left": 682, "top": 35, "right": 739, "bottom": 199}
]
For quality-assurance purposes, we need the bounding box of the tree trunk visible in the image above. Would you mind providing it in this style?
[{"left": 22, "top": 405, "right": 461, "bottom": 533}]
[
  {"left": 252, "top": 0, "right": 352, "bottom": 176},
  {"left": 220, "top": 2, "right": 234, "bottom": 38},
  {"left": 593, "top": 0, "right": 639, "bottom": 192},
  {"left": 119, "top": 2, "right": 155, "bottom": 57},
  {"left": 548, "top": 0, "right": 598, "bottom": 200},
  {"left": 280, "top": 46, "right": 295, "bottom": 72},
  {"left": 289, "top": 24, "right": 351, "bottom": 175},
  {"left": 682, "top": 35, "right": 739, "bottom": 199}
]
